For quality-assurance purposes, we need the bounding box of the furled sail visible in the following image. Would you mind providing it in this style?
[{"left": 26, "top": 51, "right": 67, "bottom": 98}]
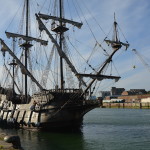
[
  {"left": 104, "top": 40, "right": 129, "bottom": 50},
  {"left": 38, "top": 13, "right": 83, "bottom": 29},
  {"left": 76, "top": 74, "right": 120, "bottom": 82},
  {"left": 5, "top": 32, "right": 48, "bottom": 46}
]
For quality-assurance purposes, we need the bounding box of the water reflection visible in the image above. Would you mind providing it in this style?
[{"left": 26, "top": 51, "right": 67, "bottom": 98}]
[{"left": 2, "top": 128, "right": 86, "bottom": 150}]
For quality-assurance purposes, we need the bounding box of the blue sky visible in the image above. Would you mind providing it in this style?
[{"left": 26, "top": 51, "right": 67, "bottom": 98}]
[{"left": 0, "top": 0, "right": 150, "bottom": 92}]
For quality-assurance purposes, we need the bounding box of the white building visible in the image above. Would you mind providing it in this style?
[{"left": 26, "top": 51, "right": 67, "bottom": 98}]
[{"left": 141, "top": 97, "right": 150, "bottom": 103}]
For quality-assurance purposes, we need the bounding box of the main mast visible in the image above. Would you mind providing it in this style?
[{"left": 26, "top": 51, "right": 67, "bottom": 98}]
[
  {"left": 59, "top": 0, "right": 64, "bottom": 89},
  {"left": 36, "top": 0, "right": 86, "bottom": 88},
  {"left": 25, "top": 0, "right": 29, "bottom": 102}
]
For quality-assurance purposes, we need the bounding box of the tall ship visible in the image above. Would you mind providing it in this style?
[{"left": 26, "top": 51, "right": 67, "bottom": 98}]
[{"left": 0, "top": 0, "right": 129, "bottom": 129}]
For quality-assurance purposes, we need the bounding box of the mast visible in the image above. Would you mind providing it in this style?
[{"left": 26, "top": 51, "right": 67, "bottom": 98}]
[
  {"left": 12, "top": 39, "right": 15, "bottom": 98},
  {"left": 104, "top": 14, "right": 129, "bottom": 51},
  {"left": 25, "top": 0, "right": 29, "bottom": 102},
  {"left": 113, "top": 13, "right": 118, "bottom": 42},
  {"left": 36, "top": 14, "right": 87, "bottom": 87},
  {"left": 0, "top": 39, "right": 44, "bottom": 91},
  {"left": 8, "top": 38, "right": 18, "bottom": 101},
  {"left": 36, "top": 1, "right": 87, "bottom": 88},
  {"left": 1, "top": 0, "right": 48, "bottom": 96},
  {"left": 59, "top": 0, "right": 64, "bottom": 89}
]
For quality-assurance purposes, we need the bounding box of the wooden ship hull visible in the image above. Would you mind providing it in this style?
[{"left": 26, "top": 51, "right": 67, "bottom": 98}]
[{"left": 0, "top": 90, "right": 100, "bottom": 129}]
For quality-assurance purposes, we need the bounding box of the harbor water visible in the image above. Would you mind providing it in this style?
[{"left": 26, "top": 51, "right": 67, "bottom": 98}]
[{"left": 1, "top": 108, "right": 150, "bottom": 150}]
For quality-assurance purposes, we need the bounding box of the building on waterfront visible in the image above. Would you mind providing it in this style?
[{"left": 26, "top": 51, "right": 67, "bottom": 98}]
[
  {"left": 118, "top": 94, "right": 150, "bottom": 103},
  {"left": 111, "top": 87, "right": 125, "bottom": 96},
  {"left": 122, "top": 89, "right": 147, "bottom": 96},
  {"left": 99, "top": 87, "right": 125, "bottom": 100},
  {"left": 99, "top": 91, "right": 111, "bottom": 99},
  {"left": 141, "top": 97, "right": 150, "bottom": 103},
  {"left": 100, "top": 87, "right": 149, "bottom": 103},
  {"left": 120, "top": 89, "right": 148, "bottom": 102}
]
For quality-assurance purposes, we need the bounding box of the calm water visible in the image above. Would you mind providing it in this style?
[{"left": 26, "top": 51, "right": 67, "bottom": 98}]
[{"left": 1, "top": 108, "right": 150, "bottom": 150}]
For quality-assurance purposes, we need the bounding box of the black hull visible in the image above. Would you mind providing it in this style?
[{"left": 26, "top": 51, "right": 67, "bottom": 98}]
[
  {"left": 0, "top": 102, "right": 99, "bottom": 130},
  {"left": 40, "top": 104, "right": 97, "bottom": 129}
]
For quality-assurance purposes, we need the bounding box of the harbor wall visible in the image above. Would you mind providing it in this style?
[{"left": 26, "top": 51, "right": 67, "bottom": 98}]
[
  {"left": 118, "top": 94, "right": 150, "bottom": 102},
  {"left": 102, "top": 102, "right": 150, "bottom": 109}
]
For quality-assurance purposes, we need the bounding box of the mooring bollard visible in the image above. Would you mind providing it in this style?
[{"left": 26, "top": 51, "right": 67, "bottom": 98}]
[
  {"left": 123, "top": 103, "right": 125, "bottom": 108},
  {"left": 4, "top": 135, "right": 24, "bottom": 150},
  {"left": 109, "top": 103, "right": 111, "bottom": 108},
  {"left": 140, "top": 103, "right": 142, "bottom": 109}
]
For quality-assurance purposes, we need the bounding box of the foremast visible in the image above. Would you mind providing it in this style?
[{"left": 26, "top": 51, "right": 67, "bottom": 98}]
[
  {"left": 104, "top": 13, "right": 129, "bottom": 50},
  {"left": 79, "top": 14, "right": 130, "bottom": 97},
  {"left": 81, "top": 49, "right": 120, "bottom": 97}
]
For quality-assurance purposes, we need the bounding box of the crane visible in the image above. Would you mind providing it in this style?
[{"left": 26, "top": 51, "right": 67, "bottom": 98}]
[{"left": 132, "top": 49, "right": 150, "bottom": 73}]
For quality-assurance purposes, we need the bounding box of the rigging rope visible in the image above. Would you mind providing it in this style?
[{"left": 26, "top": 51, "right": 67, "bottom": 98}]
[
  {"left": 39, "top": 0, "right": 48, "bottom": 12},
  {"left": 93, "top": 62, "right": 111, "bottom": 95},
  {"left": 14, "top": 48, "right": 24, "bottom": 94},
  {"left": 117, "top": 24, "right": 129, "bottom": 43},
  {"left": 18, "top": 1, "right": 26, "bottom": 36},
  {"left": 28, "top": 51, "right": 36, "bottom": 94},
  {"left": 74, "top": 0, "right": 109, "bottom": 60},
  {"left": 67, "top": 0, "right": 73, "bottom": 20},
  {"left": 54, "top": 45, "right": 59, "bottom": 87},
  {"left": 40, "top": 44, "right": 55, "bottom": 88},
  {"left": 53, "top": 0, "right": 57, "bottom": 16},
  {"left": 2, "top": 57, "right": 11, "bottom": 89},
  {"left": 6, "top": 1, "right": 23, "bottom": 31},
  {"left": 67, "top": 37, "right": 96, "bottom": 72},
  {"left": 72, "top": 0, "right": 82, "bottom": 23},
  {"left": 47, "top": 0, "right": 52, "bottom": 14},
  {"left": 112, "top": 61, "right": 120, "bottom": 77},
  {"left": 81, "top": 0, "right": 107, "bottom": 37},
  {"left": 86, "top": 42, "right": 98, "bottom": 64},
  {"left": 63, "top": 35, "right": 75, "bottom": 88}
]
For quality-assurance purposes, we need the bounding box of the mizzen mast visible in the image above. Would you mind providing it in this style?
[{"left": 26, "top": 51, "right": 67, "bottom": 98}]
[{"left": 2, "top": 0, "right": 48, "bottom": 103}]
